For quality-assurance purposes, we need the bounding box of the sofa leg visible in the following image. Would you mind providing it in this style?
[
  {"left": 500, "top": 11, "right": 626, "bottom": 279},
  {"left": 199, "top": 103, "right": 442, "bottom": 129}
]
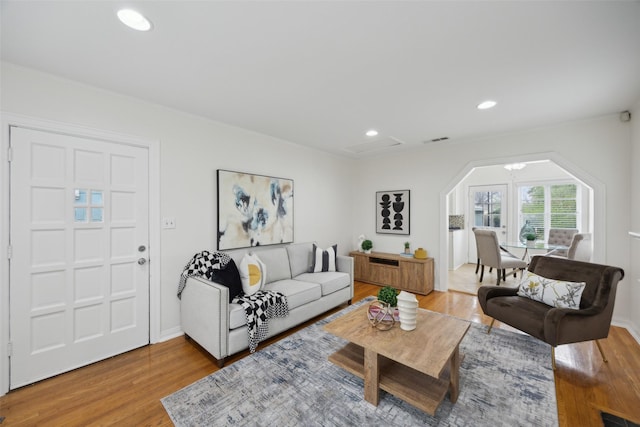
[
  {"left": 595, "top": 340, "right": 608, "bottom": 363},
  {"left": 487, "top": 318, "right": 495, "bottom": 334},
  {"left": 347, "top": 299, "right": 353, "bottom": 305},
  {"left": 215, "top": 357, "right": 225, "bottom": 368}
]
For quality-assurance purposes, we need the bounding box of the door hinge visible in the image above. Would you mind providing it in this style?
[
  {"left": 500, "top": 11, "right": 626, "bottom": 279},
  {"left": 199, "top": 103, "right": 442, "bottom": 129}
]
[
  {"left": 7, "top": 342, "right": 12, "bottom": 357},
  {"left": 7, "top": 245, "right": 12, "bottom": 260},
  {"left": 7, "top": 146, "right": 13, "bottom": 162}
]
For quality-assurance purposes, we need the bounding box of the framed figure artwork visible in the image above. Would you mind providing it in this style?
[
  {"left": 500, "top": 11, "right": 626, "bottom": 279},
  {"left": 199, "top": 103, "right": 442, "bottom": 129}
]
[
  {"left": 217, "top": 169, "right": 294, "bottom": 250},
  {"left": 376, "top": 190, "right": 410, "bottom": 235}
]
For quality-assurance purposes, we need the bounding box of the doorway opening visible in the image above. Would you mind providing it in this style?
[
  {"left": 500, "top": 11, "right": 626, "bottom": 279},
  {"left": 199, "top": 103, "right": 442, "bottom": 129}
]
[{"left": 440, "top": 154, "right": 602, "bottom": 293}]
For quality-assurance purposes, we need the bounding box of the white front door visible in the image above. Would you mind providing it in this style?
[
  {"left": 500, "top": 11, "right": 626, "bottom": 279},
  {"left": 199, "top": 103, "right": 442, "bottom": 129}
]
[
  {"left": 468, "top": 184, "right": 508, "bottom": 262},
  {"left": 9, "top": 127, "right": 150, "bottom": 389}
]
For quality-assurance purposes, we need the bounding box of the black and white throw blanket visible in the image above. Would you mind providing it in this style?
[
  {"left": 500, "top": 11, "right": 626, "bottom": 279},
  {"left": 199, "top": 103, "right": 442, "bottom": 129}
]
[
  {"left": 233, "top": 290, "right": 289, "bottom": 353},
  {"left": 177, "top": 250, "right": 232, "bottom": 299}
]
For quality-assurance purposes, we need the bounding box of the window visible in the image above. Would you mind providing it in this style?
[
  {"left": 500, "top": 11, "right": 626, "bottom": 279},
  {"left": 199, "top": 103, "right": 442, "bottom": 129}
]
[
  {"left": 74, "top": 189, "right": 104, "bottom": 223},
  {"left": 474, "top": 190, "right": 503, "bottom": 228},
  {"left": 518, "top": 183, "right": 578, "bottom": 239}
]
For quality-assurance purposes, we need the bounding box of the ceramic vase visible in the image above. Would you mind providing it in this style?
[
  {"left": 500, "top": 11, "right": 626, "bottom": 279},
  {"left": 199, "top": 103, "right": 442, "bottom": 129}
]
[{"left": 397, "top": 290, "right": 418, "bottom": 331}]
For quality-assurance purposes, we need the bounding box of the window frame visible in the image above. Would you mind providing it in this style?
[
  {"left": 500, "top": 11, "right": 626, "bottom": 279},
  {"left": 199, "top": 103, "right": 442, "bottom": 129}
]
[{"left": 516, "top": 180, "right": 582, "bottom": 241}]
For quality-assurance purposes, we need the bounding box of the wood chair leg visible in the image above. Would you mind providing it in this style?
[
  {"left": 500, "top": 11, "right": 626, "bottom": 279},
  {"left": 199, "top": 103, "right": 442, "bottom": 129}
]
[
  {"left": 487, "top": 318, "right": 495, "bottom": 333},
  {"left": 595, "top": 340, "right": 608, "bottom": 363},
  {"left": 552, "top": 347, "right": 556, "bottom": 370}
]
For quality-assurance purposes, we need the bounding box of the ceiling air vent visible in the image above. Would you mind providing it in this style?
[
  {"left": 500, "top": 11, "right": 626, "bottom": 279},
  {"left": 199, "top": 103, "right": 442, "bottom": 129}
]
[
  {"left": 426, "top": 136, "right": 449, "bottom": 143},
  {"left": 344, "top": 136, "right": 405, "bottom": 154}
]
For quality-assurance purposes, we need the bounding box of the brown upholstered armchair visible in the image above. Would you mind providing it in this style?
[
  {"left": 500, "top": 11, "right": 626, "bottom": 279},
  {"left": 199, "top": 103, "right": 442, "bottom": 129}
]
[{"left": 478, "top": 255, "right": 624, "bottom": 369}]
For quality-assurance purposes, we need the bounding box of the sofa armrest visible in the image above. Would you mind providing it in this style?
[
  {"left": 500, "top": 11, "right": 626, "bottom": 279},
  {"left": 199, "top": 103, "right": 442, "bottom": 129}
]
[
  {"left": 336, "top": 254, "right": 354, "bottom": 298},
  {"left": 477, "top": 285, "right": 519, "bottom": 313},
  {"left": 543, "top": 305, "right": 609, "bottom": 346},
  {"left": 180, "top": 276, "right": 229, "bottom": 360}
]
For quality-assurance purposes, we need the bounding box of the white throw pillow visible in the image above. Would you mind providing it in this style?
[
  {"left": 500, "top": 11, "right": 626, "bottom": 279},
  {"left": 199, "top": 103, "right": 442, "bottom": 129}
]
[
  {"left": 239, "top": 254, "right": 266, "bottom": 295},
  {"left": 517, "top": 270, "right": 586, "bottom": 310},
  {"left": 311, "top": 244, "right": 337, "bottom": 272}
]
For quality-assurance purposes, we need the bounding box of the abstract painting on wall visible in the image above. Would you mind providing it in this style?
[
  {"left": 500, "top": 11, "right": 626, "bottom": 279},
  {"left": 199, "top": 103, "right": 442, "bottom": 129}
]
[
  {"left": 376, "top": 190, "right": 410, "bottom": 235},
  {"left": 217, "top": 169, "right": 294, "bottom": 250}
]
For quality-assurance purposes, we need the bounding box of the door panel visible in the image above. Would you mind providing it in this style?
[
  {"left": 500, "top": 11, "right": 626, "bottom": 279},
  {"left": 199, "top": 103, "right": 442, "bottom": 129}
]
[
  {"left": 468, "top": 185, "right": 508, "bottom": 262},
  {"left": 9, "top": 127, "right": 149, "bottom": 389}
]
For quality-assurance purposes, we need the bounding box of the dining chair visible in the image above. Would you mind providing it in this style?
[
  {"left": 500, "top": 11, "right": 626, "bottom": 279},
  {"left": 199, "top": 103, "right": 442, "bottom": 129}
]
[
  {"left": 472, "top": 227, "right": 521, "bottom": 275},
  {"left": 473, "top": 229, "right": 528, "bottom": 285},
  {"left": 566, "top": 233, "right": 592, "bottom": 261},
  {"left": 547, "top": 228, "right": 578, "bottom": 257}
]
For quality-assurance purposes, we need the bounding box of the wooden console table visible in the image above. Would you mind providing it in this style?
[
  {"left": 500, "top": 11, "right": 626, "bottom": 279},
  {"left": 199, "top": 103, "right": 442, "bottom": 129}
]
[{"left": 349, "top": 251, "right": 434, "bottom": 295}]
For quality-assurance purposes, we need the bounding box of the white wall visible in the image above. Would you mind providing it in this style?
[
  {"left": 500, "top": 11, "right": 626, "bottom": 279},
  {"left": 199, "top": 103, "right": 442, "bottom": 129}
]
[
  {"left": 0, "top": 62, "right": 355, "bottom": 391},
  {"left": 1, "top": 61, "right": 638, "bottom": 392},
  {"left": 629, "top": 103, "right": 640, "bottom": 341},
  {"left": 352, "top": 115, "right": 633, "bottom": 326}
]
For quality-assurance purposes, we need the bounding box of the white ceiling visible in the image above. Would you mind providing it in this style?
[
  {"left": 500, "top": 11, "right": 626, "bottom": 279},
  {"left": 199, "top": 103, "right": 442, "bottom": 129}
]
[{"left": 2, "top": 1, "right": 640, "bottom": 157}]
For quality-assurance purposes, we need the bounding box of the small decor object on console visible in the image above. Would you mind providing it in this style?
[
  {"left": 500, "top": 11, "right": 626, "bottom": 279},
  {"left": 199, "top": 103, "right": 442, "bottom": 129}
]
[
  {"left": 414, "top": 247, "right": 427, "bottom": 259},
  {"left": 404, "top": 241, "right": 411, "bottom": 254},
  {"left": 361, "top": 239, "right": 373, "bottom": 254},
  {"left": 397, "top": 290, "right": 419, "bottom": 331}
]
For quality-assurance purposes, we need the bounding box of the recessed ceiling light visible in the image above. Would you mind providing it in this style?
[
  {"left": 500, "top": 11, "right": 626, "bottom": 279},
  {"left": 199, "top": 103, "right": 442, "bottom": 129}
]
[
  {"left": 504, "top": 163, "right": 526, "bottom": 171},
  {"left": 365, "top": 129, "right": 379, "bottom": 137},
  {"left": 477, "top": 100, "right": 497, "bottom": 110},
  {"left": 117, "top": 9, "right": 152, "bottom": 31}
]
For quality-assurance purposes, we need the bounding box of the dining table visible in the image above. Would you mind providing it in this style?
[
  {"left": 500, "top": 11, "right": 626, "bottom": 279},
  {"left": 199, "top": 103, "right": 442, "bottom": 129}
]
[{"left": 500, "top": 241, "right": 568, "bottom": 262}]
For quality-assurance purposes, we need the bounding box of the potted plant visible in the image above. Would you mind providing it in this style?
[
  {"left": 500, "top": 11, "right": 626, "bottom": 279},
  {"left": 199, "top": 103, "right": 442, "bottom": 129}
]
[
  {"left": 525, "top": 233, "right": 537, "bottom": 247},
  {"left": 378, "top": 286, "right": 398, "bottom": 307},
  {"left": 404, "top": 241, "right": 410, "bottom": 254},
  {"left": 361, "top": 239, "right": 373, "bottom": 254}
]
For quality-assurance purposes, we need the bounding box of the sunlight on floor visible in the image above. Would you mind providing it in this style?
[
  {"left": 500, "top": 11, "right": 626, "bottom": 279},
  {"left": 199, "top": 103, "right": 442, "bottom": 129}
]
[{"left": 447, "top": 263, "right": 521, "bottom": 295}]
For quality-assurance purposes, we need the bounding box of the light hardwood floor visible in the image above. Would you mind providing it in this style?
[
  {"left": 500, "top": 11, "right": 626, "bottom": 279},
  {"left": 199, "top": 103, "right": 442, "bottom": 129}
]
[{"left": 1, "top": 274, "right": 639, "bottom": 426}]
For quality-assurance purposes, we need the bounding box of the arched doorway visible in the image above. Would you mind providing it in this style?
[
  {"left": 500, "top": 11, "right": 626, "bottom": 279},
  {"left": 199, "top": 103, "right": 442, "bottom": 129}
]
[{"left": 439, "top": 152, "right": 603, "bottom": 292}]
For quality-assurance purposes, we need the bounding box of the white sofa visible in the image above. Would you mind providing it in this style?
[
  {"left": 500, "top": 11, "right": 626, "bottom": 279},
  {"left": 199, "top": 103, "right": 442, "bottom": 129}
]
[{"left": 180, "top": 242, "right": 354, "bottom": 366}]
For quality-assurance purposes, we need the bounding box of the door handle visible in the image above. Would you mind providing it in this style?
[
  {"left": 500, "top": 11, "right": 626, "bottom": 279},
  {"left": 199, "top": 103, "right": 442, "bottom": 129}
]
[{"left": 138, "top": 258, "right": 147, "bottom": 265}]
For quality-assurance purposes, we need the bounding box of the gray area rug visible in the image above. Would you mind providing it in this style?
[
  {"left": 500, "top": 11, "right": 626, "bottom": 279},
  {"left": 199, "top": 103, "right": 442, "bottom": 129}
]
[{"left": 162, "top": 298, "right": 557, "bottom": 426}]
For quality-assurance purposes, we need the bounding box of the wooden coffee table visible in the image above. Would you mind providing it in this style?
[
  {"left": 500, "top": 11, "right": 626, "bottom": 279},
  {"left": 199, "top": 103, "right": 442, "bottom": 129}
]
[{"left": 324, "top": 304, "right": 470, "bottom": 415}]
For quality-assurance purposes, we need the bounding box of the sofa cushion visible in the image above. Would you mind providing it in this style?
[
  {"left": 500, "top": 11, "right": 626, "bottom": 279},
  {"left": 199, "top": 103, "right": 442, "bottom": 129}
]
[
  {"left": 310, "top": 244, "right": 337, "bottom": 272},
  {"left": 229, "top": 303, "right": 247, "bottom": 330},
  {"left": 294, "top": 272, "right": 350, "bottom": 296},
  {"left": 238, "top": 254, "right": 267, "bottom": 296},
  {"left": 486, "top": 295, "right": 549, "bottom": 342},
  {"left": 286, "top": 242, "right": 313, "bottom": 277},
  {"left": 208, "top": 259, "right": 243, "bottom": 303},
  {"left": 263, "top": 279, "right": 321, "bottom": 310},
  {"left": 252, "top": 247, "right": 291, "bottom": 283},
  {"left": 517, "top": 270, "right": 585, "bottom": 310}
]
